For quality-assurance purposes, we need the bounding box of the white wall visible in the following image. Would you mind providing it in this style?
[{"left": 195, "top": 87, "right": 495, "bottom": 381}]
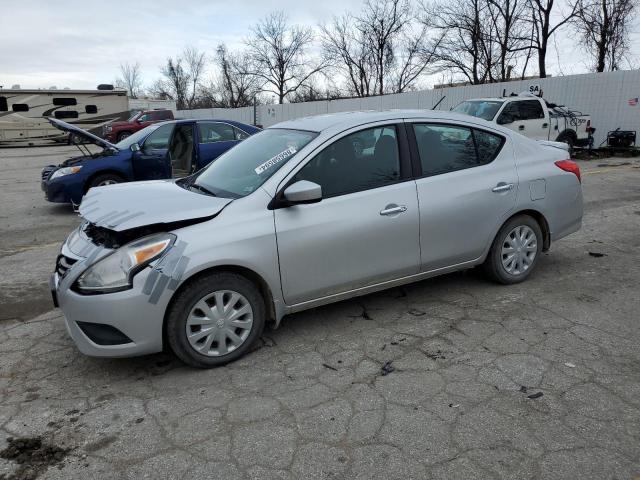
[
  {"left": 178, "top": 70, "right": 640, "bottom": 146},
  {"left": 130, "top": 98, "right": 177, "bottom": 112}
]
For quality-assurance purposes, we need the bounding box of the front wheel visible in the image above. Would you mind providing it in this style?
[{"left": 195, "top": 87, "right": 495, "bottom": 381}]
[
  {"left": 166, "top": 272, "right": 266, "bottom": 368},
  {"left": 117, "top": 132, "right": 131, "bottom": 142},
  {"left": 483, "top": 215, "right": 543, "bottom": 284},
  {"left": 88, "top": 173, "right": 123, "bottom": 189}
]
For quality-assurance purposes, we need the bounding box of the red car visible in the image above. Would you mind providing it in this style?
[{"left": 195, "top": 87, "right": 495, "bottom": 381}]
[{"left": 103, "top": 109, "right": 174, "bottom": 142}]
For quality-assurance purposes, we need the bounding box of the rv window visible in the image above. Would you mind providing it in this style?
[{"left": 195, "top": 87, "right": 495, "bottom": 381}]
[
  {"left": 54, "top": 110, "right": 79, "bottom": 119},
  {"left": 85, "top": 105, "right": 98, "bottom": 114},
  {"left": 0, "top": 97, "right": 7, "bottom": 111},
  {"left": 12, "top": 104, "right": 29, "bottom": 112},
  {"left": 53, "top": 98, "right": 77, "bottom": 106}
]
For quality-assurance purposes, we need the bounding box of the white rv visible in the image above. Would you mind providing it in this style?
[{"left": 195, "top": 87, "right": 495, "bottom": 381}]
[{"left": 0, "top": 87, "right": 129, "bottom": 146}]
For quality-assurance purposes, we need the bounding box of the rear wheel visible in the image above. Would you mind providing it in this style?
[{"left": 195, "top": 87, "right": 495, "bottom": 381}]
[
  {"left": 556, "top": 131, "right": 575, "bottom": 153},
  {"left": 483, "top": 214, "right": 542, "bottom": 284},
  {"left": 166, "top": 272, "right": 266, "bottom": 368},
  {"left": 88, "top": 173, "right": 123, "bottom": 189}
]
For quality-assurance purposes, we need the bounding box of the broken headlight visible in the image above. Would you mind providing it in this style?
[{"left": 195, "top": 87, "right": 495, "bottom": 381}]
[{"left": 76, "top": 233, "right": 175, "bottom": 293}]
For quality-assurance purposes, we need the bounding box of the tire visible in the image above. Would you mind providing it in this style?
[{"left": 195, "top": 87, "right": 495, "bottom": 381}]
[
  {"left": 117, "top": 131, "right": 132, "bottom": 142},
  {"left": 87, "top": 173, "right": 123, "bottom": 189},
  {"left": 556, "top": 132, "right": 575, "bottom": 153},
  {"left": 483, "top": 214, "right": 543, "bottom": 285},
  {"left": 166, "top": 272, "right": 266, "bottom": 368}
]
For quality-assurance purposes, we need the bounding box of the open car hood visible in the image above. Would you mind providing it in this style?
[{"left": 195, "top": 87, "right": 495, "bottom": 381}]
[
  {"left": 78, "top": 180, "right": 233, "bottom": 232},
  {"left": 48, "top": 117, "right": 118, "bottom": 151}
]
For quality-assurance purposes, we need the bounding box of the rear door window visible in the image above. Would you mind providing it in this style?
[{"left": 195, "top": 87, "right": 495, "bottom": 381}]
[{"left": 412, "top": 124, "right": 504, "bottom": 176}]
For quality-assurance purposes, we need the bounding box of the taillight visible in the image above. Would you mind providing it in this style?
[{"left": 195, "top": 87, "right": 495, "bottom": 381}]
[
  {"left": 555, "top": 159, "right": 581, "bottom": 183},
  {"left": 586, "top": 120, "right": 591, "bottom": 128}
]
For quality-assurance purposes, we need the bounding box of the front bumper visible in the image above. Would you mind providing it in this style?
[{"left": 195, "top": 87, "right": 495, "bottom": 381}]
[{"left": 52, "top": 228, "right": 174, "bottom": 358}]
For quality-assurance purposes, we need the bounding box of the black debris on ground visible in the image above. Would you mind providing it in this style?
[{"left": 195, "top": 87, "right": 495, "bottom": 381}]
[
  {"left": 527, "top": 391, "right": 544, "bottom": 399},
  {"left": 322, "top": 363, "right": 338, "bottom": 371},
  {"left": 0, "top": 436, "right": 70, "bottom": 480},
  {"left": 588, "top": 252, "right": 607, "bottom": 257},
  {"left": 520, "top": 385, "right": 528, "bottom": 393},
  {"left": 425, "top": 350, "right": 446, "bottom": 360},
  {"left": 380, "top": 361, "right": 395, "bottom": 376},
  {"left": 408, "top": 308, "right": 426, "bottom": 316}
]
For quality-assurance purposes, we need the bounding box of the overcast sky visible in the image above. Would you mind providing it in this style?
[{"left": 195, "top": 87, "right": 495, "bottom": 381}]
[{"left": 1, "top": 0, "right": 638, "bottom": 92}]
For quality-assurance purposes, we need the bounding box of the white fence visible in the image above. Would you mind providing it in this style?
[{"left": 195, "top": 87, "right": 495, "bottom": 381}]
[{"left": 178, "top": 70, "right": 640, "bottom": 146}]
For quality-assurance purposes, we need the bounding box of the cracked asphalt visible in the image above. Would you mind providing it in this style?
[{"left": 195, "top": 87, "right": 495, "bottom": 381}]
[{"left": 1, "top": 146, "right": 639, "bottom": 479}]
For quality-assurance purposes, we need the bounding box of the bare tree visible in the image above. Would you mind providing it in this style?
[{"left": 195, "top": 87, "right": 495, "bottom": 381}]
[
  {"left": 321, "top": 0, "right": 439, "bottom": 97},
  {"left": 572, "top": 0, "right": 636, "bottom": 71},
  {"left": 486, "top": 0, "right": 533, "bottom": 81},
  {"left": 420, "top": 0, "right": 494, "bottom": 84},
  {"left": 356, "top": 0, "right": 411, "bottom": 95},
  {"left": 213, "top": 44, "right": 261, "bottom": 107},
  {"left": 183, "top": 46, "right": 206, "bottom": 108},
  {"left": 320, "top": 14, "right": 376, "bottom": 97},
  {"left": 116, "top": 62, "right": 143, "bottom": 98},
  {"left": 245, "top": 11, "right": 326, "bottom": 103},
  {"left": 155, "top": 57, "right": 190, "bottom": 110},
  {"left": 527, "top": 0, "right": 581, "bottom": 77}
]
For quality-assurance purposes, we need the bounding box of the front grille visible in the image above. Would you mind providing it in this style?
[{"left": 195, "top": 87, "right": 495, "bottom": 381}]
[
  {"left": 56, "top": 254, "right": 77, "bottom": 278},
  {"left": 41, "top": 165, "right": 57, "bottom": 183}
]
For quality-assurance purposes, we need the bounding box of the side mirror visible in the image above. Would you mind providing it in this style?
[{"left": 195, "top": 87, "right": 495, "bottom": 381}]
[
  {"left": 130, "top": 143, "right": 141, "bottom": 152},
  {"left": 283, "top": 180, "right": 322, "bottom": 204}
]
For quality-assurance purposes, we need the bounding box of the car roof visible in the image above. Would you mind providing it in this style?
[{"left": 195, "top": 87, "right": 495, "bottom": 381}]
[
  {"left": 269, "top": 109, "right": 503, "bottom": 133},
  {"left": 172, "top": 118, "right": 259, "bottom": 131}
]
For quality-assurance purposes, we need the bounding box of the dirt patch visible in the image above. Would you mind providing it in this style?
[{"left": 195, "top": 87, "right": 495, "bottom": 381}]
[{"left": 0, "top": 436, "right": 70, "bottom": 480}]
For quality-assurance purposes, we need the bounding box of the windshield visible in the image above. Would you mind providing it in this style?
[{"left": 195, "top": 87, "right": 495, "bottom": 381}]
[
  {"left": 193, "top": 128, "right": 317, "bottom": 198},
  {"left": 114, "top": 124, "right": 162, "bottom": 149},
  {"left": 453, "top": 100, "right": 504, "bottom": 121},
  {"left": 127, "top": 110, "right": 142, "bottom": 121}
]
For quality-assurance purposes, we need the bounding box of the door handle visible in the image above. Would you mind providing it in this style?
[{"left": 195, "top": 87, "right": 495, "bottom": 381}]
[
  {"left": 492, "top": 183, "right": 514, "bottom": 193},
  {"left": 380, "top": 204, "right": 407, "bottom": 216},
  {"left": 518, "top": 125, "right": 525, "bottom": 131},
  {"left": 542, "top": 123, "right": 548, "bottom": 128}
]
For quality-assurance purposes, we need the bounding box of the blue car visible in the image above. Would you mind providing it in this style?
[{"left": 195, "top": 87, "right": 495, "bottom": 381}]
[{"left": 42, "top": 117, "right": 260, "bottom": 205}]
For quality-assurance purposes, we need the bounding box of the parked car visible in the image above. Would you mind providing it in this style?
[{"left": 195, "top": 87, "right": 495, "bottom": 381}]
[
  {"left": 50, "top": 110, "right": 583, "bottom": 367},
  {"left": 103, "top": 109, "right": 174, "bottom": 143},
  {"left": 453, "top": 93, "right": 594, "bottom": 149},
  {"left": 42, "top": 117, "right": 260, "bottom": 205}
]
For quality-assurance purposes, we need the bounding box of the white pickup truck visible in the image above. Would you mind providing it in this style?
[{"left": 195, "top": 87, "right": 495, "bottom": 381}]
[{"left": 453, "top": 93, "right": 594, "bottom": 149}]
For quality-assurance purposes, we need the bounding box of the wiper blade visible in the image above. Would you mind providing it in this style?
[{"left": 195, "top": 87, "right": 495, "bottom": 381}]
[{"left": 189, "top": 183, "right": 217, "bottom": 196}]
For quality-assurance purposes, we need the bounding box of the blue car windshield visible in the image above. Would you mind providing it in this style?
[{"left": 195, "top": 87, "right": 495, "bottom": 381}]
[
  {"left": 113, "top": 124, "right": 162, "bottom": 150},
  {"left": 194, "top": 129, "right": 317, "bottom": 198}
]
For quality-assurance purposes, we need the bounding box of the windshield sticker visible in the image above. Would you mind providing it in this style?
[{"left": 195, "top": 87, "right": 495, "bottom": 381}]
[{"left": 254, "top": 146, "right": 297, "bottom": 175}]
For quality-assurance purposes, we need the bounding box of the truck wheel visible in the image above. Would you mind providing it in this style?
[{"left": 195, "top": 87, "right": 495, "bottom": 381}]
[
  {"left": 556, "top": 132, "right": 575, "bottom": 152},
  {"left": 88, "top": 173, "right": 123, "bottom": 189},
  {"left": 117, "top": 132, "right": 132, "bottom": 142},
  {"left": 166, "top": 272, "right": 266, "bottom": 368}
]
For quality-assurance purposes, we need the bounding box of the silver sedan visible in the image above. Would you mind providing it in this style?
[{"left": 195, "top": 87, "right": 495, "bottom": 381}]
[{"left": 51, "top": 110, "right": 583, "bottom": 367}]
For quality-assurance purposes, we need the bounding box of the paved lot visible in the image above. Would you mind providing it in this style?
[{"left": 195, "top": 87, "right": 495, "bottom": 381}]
[{"left": 1, "top": 146, "right": 639, "bottom": 479}]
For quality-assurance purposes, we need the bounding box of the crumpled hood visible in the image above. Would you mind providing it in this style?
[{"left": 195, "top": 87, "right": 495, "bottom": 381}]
[{"left": 78, "top": 180, "right": 232, "bottom": 232}]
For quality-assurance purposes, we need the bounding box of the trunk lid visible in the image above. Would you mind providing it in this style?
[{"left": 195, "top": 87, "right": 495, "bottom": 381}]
[{"left": 79, "top": 180, "right": 232, "bottom": 232}]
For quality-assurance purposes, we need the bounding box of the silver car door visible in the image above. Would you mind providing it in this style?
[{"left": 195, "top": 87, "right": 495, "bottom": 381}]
[
  {"left": 274, "top": 124, "right": 420, "bottom": 306},
  {"left": 409, "top": 122, "right": 518, "bottom": 271}
]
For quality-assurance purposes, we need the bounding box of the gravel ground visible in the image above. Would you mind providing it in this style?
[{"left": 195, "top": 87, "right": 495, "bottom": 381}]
[{"left": 0, "top": 146, "right": 639, "bottom": 479}]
